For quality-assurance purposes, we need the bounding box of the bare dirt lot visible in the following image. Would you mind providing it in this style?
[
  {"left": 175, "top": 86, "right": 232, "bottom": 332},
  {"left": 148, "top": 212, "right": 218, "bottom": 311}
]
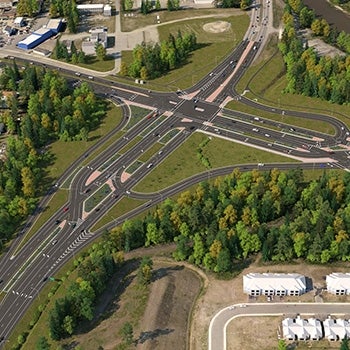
[{"left": 61, "top": 247, "right": 350, "bottom": 350}]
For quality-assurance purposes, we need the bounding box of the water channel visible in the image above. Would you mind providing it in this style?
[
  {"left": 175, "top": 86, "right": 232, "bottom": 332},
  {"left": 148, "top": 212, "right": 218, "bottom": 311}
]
[{"left": 303, "top": 0, "right": 350, "bottom": 33}]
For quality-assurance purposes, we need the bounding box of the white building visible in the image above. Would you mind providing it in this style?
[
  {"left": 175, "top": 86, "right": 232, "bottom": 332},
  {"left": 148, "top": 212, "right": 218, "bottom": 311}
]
[
  {"left": 103, "top": 4, "right": 112, "bottom": 16},
  {"left": 282, "top": 317, "right": 322, "bottom": 341},
  {"left": 243, "top": 273, "right": 306, "bottom": 297},
  {"left": 14, "top": 16, "right": 25, "bottom": 27},
  {"left": 82, "top": 27, "right": 108, "bottom": 55},
  {"left": 77, "top": 4, "right": 104, "bottom": 13},
  {"left": 326, "top": 273, "right": 350, "bottom": 295},
  {"left": 324, "top": 318, "right": 350, "bottom": 341}
]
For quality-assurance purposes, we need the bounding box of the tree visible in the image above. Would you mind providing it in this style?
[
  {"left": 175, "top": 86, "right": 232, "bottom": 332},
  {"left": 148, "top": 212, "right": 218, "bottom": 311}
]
[
  {"left": 95, "top": 43, "right": 107, "bottom": 61},
  {"left": 36, "top": 336, "right": 50, "bottom": 350},
  {"left": 120, "top": 322, "right": 134, "bottom": 345},
  {"left": 137, "top": 256, "right": 153, "bottom": 285},
  {"left": 278, "top": 339, "right": 287, "bottom": 350},
  {"left": 124, "top": 0, "right": 134, "bottom": 11},
  {"left": 155, "top": 0, "right": 161, "bottom": 10},
  {"left": 340, "top": 336, "right": 349, "bottom": 350}
]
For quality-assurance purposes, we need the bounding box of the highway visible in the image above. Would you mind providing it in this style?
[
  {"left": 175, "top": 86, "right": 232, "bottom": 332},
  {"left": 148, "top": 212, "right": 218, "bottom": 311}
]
[
  {"left": 209, "top": 302, "right": 350, "bottom": 350},
  {"left": 0, "top": 0, "right": 350, "bottom": 347}
]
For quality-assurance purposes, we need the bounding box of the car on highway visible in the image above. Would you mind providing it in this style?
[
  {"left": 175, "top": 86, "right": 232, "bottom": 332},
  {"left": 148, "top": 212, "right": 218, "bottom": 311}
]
[
  {"left": 55, "top": 219, "right": 61, "bottom": 225},
  {"left": 63, "top": 207, "right": 69, "bottom": 212},
  {"left": 264, "top": 133, "right": 270, "bottom": 137},
  {"left": 52, "top": 240, "right": 58, "bottom": 245},
  {"left": 147, "top": 163, "right": 153, "bottom": 169},
  {"left": 258, "top": 163, "right": 265, "bottom": 166},
  {"left": 252, "top": 128, "right": 259, "bottom": 132}
]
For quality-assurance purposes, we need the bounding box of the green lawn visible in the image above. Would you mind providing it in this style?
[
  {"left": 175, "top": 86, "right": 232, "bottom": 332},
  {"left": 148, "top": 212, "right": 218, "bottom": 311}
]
[
  {"left": 85, "top": 184, "right": 112, "bottom": 213},
  {"left": 76, "top": 55, "right": 116, "bottom": 72},
  {"left": 91, "top": 197, "right": 146, "bottom": 231},
  {"left": 133, "top": 132, "right": 296, "bottom": 193},
  {"left": 119, "top": 136, "right": 142, "bottom": 154}
]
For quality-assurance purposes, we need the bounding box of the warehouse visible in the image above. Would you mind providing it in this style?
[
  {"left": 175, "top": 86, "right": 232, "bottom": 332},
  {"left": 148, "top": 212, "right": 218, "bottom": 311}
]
[
  {"left": 17, "top": 28, "right": 53, "bottom": 50},
  {"left": 45, "top": 18, "right": 63, "bottom": 34},
  {"left": 243, "top": 273, "right": 306, "bottom": 297}
]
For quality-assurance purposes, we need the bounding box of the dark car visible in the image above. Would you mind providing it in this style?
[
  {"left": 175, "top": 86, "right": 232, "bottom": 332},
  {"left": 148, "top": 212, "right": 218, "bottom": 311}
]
[
  {"left": 63, "top": 207, "right": 69, "bottom": 212},
  {"left": 55, "top": 219, "right": 61, "bottom": 225},
  {"left": 42, "top": 276, "right": 48, "bottom": 282}
]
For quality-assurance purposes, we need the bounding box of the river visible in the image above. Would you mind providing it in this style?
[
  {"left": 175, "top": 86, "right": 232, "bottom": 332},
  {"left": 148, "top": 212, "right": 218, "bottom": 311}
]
[{"left": 303, "top": 0, "right": 350, "bottom": 34}]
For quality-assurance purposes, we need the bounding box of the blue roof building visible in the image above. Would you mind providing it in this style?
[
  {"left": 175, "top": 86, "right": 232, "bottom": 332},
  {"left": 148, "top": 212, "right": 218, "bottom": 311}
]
[{"left": 17, "top": 27, "right": 53, "bottom": 50}]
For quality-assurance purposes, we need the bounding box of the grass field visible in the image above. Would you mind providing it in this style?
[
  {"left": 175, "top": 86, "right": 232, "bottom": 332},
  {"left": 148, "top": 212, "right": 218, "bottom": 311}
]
[
  {"left": 77, "top": 55, "right": 116, "bottom": 72},
  {"left": 91, "top": 197, "right": 147, "bottom": 231},
  {"left": 133, "top": 132, "right": 296, "bottom": 193},
  {"left": 120, "top": 12, "right": 249, "bottom": 90}
]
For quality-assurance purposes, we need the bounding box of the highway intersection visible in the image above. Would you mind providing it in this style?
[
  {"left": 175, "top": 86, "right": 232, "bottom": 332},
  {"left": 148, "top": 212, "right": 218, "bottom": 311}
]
[{"left": 1, "top": 0, "right": 350, "bottom": 347}]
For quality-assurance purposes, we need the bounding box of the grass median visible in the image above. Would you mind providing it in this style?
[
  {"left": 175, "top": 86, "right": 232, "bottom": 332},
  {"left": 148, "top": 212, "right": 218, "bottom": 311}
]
[{"left": 133, "top": 132, "right": 296, "bottom": 193}]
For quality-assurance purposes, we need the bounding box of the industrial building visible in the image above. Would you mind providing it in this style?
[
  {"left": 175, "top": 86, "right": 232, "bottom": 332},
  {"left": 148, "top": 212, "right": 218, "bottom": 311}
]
[
  {"left": 77, "top": 4, "right": 112, "bottom": 16},
  {"left": 45, "top": 18, "right": 63, "bottom": 34},
  {"left": 17, "top": 19, "right": 63, "bottom": 50},
  {"left": 326, "top": 273, "right": 350, "bottom": 296},
  {"left": 13, "top": 17, "right": 25, "bottom": 27},
  {"left": 243, "top": 273, "right": 307, "bottom": 297},
  {"left": 17, "top": 27, "right": 53, "bottom": 50},
  {"left": 282, "top": 317, "right": 322, "bottom": 341}
]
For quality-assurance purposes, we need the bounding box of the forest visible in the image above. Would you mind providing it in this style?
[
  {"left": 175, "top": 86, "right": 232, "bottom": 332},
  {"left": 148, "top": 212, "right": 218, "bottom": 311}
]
[
  {"left": 107, "top": 167, "right": 350, "bottom": 272},
  {"left": 119, "top": 31, "right": 197, "bottom": 80},
  {"left": 0, "top": 63, "right": 104, "bottom": 247},
  {"left": 280, "top": 0, "right": 350, "bottom": 104}
]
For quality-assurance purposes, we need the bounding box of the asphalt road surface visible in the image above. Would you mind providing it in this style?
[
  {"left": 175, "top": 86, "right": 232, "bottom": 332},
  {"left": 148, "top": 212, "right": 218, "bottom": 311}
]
[
  {"left": 0, "top": 0, "right": 350, "bottom": 347},
  {"left": 209, "top": 302, "right": 350, "bottom": 350}
]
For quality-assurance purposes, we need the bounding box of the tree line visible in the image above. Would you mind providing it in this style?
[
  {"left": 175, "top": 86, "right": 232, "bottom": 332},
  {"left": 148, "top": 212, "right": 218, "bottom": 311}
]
[
  {"left": 213, "top": 0, "right": 252, "bottom": 9},
  {"left": 0, "top": 63, "right": 104, "bottom": 248},
  {"left": 119, "top": 31, "right": 197, "bottom": 80},
  {"left": 280, "top": 0, "right": 350, "bottom": 104},
  {"left": 106, "top": 167, "right": 350, "bottom": 273},
  {"left": 51, "top": 39, "right": 87, "bottom": 64},
  {"left": 49, "top": 0, "right": 79, "bottom": 33},
  {"left": 48, "top": 241, "right": 118, "bottom": 340}
]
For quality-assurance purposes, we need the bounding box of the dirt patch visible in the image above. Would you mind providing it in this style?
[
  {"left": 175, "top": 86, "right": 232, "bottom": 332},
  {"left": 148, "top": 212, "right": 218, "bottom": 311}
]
[
  {"left": 203, "top": 21, "right": 231, "bottom": 33},
  {"left": 135, "top": 261, "right": 201, "bottom": 350},
  {"left": 227, "top": 316, "right": 282, "bottom": 350}
]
